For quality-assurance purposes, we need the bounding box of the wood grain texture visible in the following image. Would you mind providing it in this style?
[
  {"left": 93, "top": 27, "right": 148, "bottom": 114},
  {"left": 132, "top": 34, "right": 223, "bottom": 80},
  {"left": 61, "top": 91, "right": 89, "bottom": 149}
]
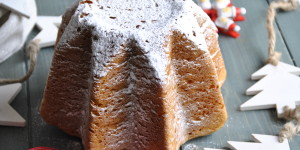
[{"left": 0, "top": 0, "right": 299, "bottom": 150}]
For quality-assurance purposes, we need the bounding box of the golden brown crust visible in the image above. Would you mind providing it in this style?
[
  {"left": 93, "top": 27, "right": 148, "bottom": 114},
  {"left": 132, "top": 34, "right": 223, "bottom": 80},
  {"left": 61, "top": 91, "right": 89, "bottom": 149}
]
[
  {"left": 169, "top": 31, "right": 227, "bottom": 142},
  {"left": 212, "top": 50, "right": 227, "bottom": 85},
  {"left": 205, "top": 24, "right": 227, "bottom": 86},
  {"left": 40, "top": 28, "right": 93, "bottom": 137},
  {"left": 195, "top": 11, "right": 227, "bottom": 85},
  {"left": 87, "top": 40, "right": 167, "bottom": 150}
]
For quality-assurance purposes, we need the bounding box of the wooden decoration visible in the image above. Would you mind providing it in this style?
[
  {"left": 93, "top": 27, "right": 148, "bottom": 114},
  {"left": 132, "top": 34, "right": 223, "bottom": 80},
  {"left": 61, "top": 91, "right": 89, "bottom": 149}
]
[
  {"left": 0, "top": 0, "right": 30, "bottom": 18},
  {"left": 228, "top": 134, "right": 290, "bottom": 150},
  {"left": 251, "top": 62, "right": 300, "bottom": 80},
  {"left": 0, "top": 0, "right": 37, "bottom": 64},
  {"left": 183, "top": 144, "right": 199, "bottom": 150},
  {"left": 241, "top": 62, "right": 300, "bottom": 118},
  {"left": 33, "top": 16, "right": 61, "bottom": 48},
  {"left": 0, "top": 83, "right": 25, "bottom": 127},
  {"left": 203, "top": 148, "right": 226, "bottom": 150}
]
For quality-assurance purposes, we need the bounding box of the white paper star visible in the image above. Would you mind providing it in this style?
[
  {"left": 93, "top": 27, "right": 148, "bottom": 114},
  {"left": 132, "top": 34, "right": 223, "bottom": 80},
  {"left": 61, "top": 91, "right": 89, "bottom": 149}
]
[
  {"left": 0, "top": 0, "right": 30, "bottom": 18},
  {"left": 241, "top": 62, "right": 300, "bottom": 118},
  {"left": 228, "top": 134, "right": 290, "bottom": 150},
  {"left": 0, "top": 83, "right": 25, "bottom": 127},
  {"left": 33, "top": 16, "right": 61, "bottom": 48}
]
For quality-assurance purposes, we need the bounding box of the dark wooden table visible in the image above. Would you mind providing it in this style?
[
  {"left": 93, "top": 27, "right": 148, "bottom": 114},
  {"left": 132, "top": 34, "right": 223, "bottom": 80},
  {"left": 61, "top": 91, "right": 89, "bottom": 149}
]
[{"left": 0, "top": 0, "right": 300, "bottom": 149}]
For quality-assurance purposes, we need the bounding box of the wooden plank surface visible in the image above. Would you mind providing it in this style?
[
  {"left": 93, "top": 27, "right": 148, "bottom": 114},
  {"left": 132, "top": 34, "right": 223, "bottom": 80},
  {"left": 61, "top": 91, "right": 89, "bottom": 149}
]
[
  {"left": 267, "top": 0, "right": 300, "bottom": 66},
  {"left": 0, "top": 0, "right": 299, "bottom": 150}
]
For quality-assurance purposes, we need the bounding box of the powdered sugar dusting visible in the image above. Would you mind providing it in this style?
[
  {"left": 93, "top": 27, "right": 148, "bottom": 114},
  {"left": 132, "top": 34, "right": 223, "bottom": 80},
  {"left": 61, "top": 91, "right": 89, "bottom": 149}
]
[{"left": 68, "top": 0, "right": 210, "bottom": 82}]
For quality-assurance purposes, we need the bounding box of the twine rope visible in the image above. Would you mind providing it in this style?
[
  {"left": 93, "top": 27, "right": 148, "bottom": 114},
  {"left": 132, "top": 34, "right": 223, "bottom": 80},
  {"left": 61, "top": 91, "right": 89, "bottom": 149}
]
[
  {"left": 266, "top": 0, "right": 300, "bottom": 142},
  {"left": 279, "top": 105, "right": 300, "bottom": 142},
  {"left": 278, "top": 121, "right": 300, "bottom": 142},
  {"left": 0, "top": 39, "right": 40, "bottom": 84},
  {"left": 266, "top": 0, "right": 298, "bottom": 65}
]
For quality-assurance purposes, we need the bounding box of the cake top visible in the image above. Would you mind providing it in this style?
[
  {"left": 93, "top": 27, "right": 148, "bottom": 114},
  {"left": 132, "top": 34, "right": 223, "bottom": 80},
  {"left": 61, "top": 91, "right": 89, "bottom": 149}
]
[{"left": 60, "top": 0, "right": 213, "bottom": 81}]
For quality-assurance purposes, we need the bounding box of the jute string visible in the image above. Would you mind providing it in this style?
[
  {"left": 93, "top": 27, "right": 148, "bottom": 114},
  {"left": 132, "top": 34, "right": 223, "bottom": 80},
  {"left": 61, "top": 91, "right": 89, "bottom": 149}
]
[
  {"left": 0, "top": 39, "right": 40, "bottom": 84},
  {"left": 268, "top": 0, "right": 300, "bottom": 142},
  {"left": 279, "top": 106, "right": 300, "bottom": 142},
  {"left": 266, "top": 0, "right": 298, "bottom": 65}
]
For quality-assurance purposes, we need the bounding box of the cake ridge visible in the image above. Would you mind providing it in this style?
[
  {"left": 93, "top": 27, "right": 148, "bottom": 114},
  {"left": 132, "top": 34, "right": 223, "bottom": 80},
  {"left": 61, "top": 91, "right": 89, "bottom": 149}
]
[{"left": 87, "top": 38, "right": 168, "bottom": 149}]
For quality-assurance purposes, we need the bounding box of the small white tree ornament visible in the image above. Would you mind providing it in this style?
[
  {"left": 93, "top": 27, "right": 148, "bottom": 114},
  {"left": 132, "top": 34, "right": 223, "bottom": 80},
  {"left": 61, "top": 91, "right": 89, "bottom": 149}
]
[
  {"left": 228, "top": 134, "right": 290, "bottom": 150},
  {"left": 240, "top": 62, "right": 300, "bottom": 118},
  {"left": 33, "top": 16, "right": 61, "bottom": 48},
  {"left": 0, "top": 0, "right": 37, "bottom": 64},
  {"left": 0, "top": 0, "right": 30, "bottom": 18},
  {"left": 0, "top": 83, "right": 25, "bottom": 127},
  {"left": 204, "top": 134, "right": 289, "bottom": 150},
  {"left": 250, "top": 62, "right": 300, "bottom": 80}
]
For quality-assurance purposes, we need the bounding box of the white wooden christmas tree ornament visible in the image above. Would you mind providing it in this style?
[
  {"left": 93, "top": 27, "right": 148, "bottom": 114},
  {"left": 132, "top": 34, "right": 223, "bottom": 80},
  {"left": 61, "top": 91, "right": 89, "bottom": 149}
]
[
  {"left": 241, "top": 62, "right": 300, "bottom": 118},
  {"left": 0, "top": 83, "right": 25, "bottom": 127},
  {"left": 0, "top": 0, "right": 30, "bottom": 18},
  {"left": 228, "top": 134, "right": 290, "bottom": 150},
  {"left": 33, "top": 16, "right": 61, "bottom": 48},
  {"left": 251, "top": 62, "right": 300, "bottom": 80},
  {"left": 0, "top": 0, "right": 37, "bottom": 64},
  {"left": 203, "top": 148, "right": 226, "bottom": 150},
  {"left": 183, "top": 144, "right": 199, "bottom": 150}
]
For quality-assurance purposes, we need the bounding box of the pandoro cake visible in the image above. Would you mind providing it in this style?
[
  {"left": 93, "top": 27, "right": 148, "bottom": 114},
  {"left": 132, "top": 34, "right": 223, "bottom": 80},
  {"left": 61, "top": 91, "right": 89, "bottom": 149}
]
[{"left": 40, "top": 0, "right": 227, "bottom": 149}]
